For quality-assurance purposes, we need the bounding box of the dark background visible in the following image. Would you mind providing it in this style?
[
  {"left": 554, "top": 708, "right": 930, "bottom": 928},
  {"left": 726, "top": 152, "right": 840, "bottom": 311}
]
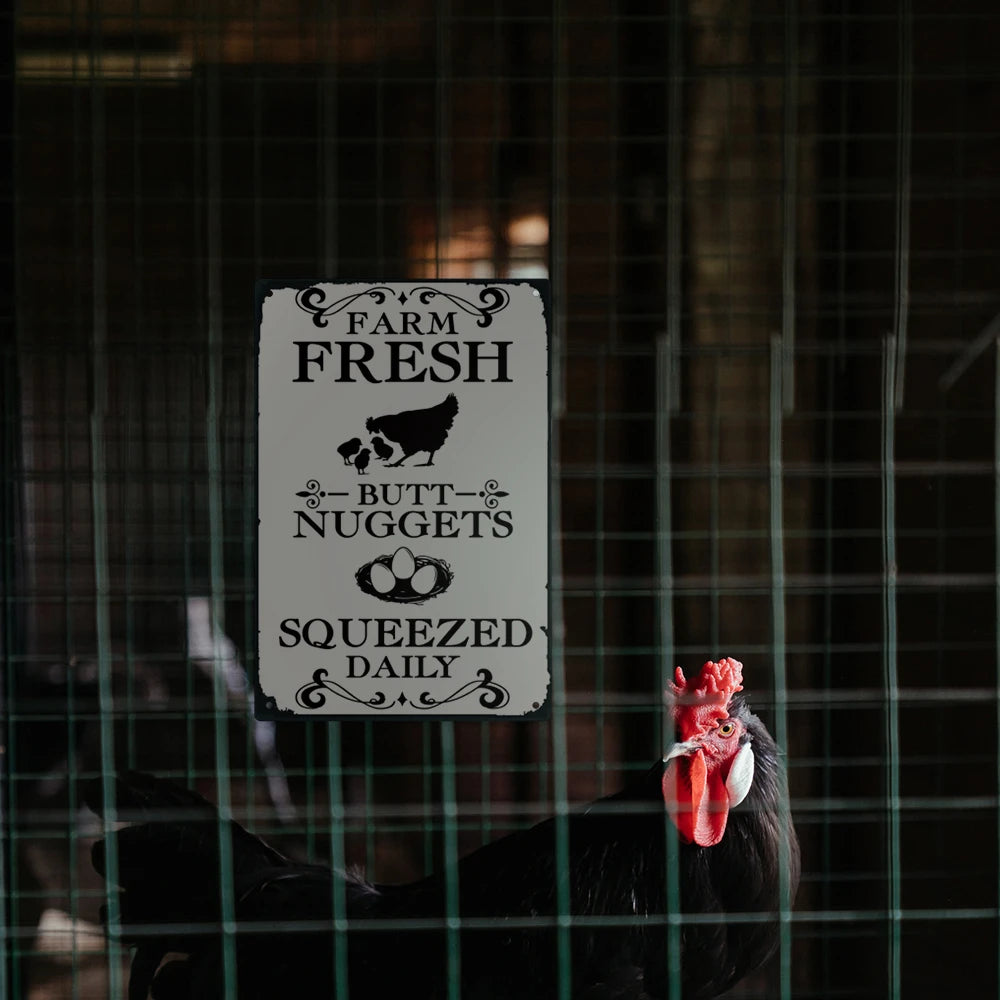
[{"left": 3, "top": 1, "right": 1000, "bottom": 997}]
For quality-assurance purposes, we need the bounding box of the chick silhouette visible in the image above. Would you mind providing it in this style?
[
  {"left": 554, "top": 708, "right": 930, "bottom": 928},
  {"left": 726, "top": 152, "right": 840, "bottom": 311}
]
[
  {"left": 354, "top": 448, "right": 371, "bottom": 475},
  {"left": 337, "top": 437, "right": 362, "bottom": 465},
  {"left": 371, "top": 436, "right": 394, "bottom": 462}
]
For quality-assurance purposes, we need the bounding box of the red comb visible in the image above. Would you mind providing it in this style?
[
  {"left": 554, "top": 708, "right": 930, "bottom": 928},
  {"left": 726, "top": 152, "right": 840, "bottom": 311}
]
[{"left": 669, "top": 657, "right": 744, "bottom": 741}]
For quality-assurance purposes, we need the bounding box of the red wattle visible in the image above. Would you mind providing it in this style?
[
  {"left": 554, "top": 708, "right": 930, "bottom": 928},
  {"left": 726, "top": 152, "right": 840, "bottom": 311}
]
[{"left": 663, "top": 748, "right": 730, "bottom": 848}]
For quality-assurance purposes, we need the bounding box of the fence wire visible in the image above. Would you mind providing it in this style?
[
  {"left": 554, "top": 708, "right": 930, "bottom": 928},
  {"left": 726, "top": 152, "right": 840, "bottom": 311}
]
[{"left": 3, "top": 3, "right": 1000, "bottom": 999}]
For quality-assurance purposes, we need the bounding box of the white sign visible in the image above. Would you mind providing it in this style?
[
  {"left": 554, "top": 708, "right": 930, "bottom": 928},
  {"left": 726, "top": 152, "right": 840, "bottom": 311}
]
[{"left": 255, "top": 281, "right": 550, "bottom": 718}]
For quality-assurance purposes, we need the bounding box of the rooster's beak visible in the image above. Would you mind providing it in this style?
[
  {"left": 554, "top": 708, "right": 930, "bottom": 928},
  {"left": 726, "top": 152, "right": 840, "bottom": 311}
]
[{"left": 662, "top": 739, "right": 701, "bottom": 763}]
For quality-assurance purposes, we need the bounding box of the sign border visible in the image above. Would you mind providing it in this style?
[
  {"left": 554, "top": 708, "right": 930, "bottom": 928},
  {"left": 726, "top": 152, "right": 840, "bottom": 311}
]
[{"left": 252, "top": 277, "right": 552, "bottom": 722}]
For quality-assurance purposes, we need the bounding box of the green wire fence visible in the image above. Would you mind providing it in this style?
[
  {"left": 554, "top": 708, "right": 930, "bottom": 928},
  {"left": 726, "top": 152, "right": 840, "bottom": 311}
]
[{"left": 4, "top": 3, "right": 1000, "bottom": 999}]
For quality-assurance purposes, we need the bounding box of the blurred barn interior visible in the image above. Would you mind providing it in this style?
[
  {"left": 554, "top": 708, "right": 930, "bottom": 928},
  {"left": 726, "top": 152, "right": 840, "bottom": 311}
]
[{"left": 3, "top": 1, "right": 1000, "bottom": 997}]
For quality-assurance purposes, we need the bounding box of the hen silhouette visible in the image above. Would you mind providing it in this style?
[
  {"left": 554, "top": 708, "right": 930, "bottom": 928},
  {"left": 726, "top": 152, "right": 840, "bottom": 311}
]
[{"left": 365, "top": 394, "right": 458, "bottom": 467}]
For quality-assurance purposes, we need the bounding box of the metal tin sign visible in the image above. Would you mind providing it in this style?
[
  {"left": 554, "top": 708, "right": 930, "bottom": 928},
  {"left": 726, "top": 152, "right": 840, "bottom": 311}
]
[{"left": 255, "top": 280, "right": 550, "bottom": 719}]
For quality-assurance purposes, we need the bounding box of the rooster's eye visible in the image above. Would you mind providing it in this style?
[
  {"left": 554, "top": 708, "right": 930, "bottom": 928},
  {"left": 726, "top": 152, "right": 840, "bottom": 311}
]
[{"left": 717, "top": 722, "right": 736, "bottom": 737}]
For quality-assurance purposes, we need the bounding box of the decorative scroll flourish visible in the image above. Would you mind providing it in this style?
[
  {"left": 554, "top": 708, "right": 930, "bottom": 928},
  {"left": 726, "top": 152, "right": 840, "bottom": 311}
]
[
  {"left": 408, "top": 286, "right": 511, "bottom": 328},
  {"left": 294, "top": 286, "right": 394, "bottom": 327},
  {"left": 479, "top": 479, "right": 509, "bottom": 510},
  {"left": 295, "top": 670, "right": 391, "bottom": 711},
  {"left": 294, "top": 284, "right": 510, "bottom": 329},
  {"left": 410, "top": 669, "right": 510, "bottom": 710},
  {"left": 293, "top": 668, "right": 510, "bottom": 713},
  {"left": 294, "top": 479, "right": 324, "bottom": 509}
]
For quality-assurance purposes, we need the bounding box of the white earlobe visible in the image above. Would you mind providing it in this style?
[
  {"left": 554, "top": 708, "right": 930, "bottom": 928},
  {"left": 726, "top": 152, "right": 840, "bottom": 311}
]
[{"left": 726, "top": 743, "right": 755, "bottom": 807}]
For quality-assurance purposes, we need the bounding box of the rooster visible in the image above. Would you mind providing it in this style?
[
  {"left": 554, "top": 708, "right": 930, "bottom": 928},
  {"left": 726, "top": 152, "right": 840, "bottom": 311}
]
[
  {"left": 365, "top": 393, "right": 459, "bottom": 467},
  {"left": 87, "top": 658, "right": 797, "bottom": 999}
]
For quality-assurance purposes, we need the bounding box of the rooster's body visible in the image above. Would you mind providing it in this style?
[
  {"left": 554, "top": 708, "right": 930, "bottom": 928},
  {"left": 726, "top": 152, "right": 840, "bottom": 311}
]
[
  {"left": 88, "top": 659, "right": 798, "bottom": 999},
  {"left": 365, "top": 393, "right": 459, "bottom": 467}
]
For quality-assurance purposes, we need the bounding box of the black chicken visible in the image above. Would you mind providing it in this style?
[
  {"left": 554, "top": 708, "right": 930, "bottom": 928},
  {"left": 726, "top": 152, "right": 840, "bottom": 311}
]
[
  {"left": 87, "top": 658, "right": 798, "bottom": 999},
  {"left": 365, "top": 393, "right": 459, "bottom": 467}
]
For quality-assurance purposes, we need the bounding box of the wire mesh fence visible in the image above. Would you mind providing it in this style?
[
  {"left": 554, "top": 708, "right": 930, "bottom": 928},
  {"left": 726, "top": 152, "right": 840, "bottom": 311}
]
[{"left": 3, "top": 1, "right": 1000, "bottom": 998}]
